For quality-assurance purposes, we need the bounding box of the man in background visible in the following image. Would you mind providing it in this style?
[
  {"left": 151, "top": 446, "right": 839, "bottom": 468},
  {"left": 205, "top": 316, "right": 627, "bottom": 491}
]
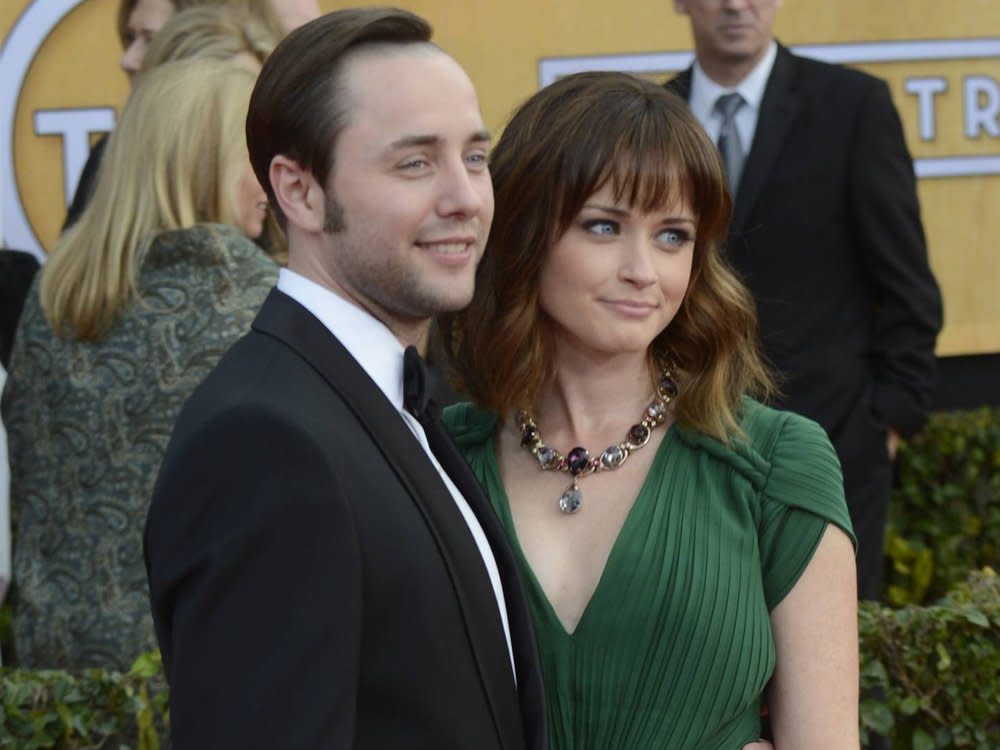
[{"left": 668, "top": 0, "right": 943, "bottom": 602}]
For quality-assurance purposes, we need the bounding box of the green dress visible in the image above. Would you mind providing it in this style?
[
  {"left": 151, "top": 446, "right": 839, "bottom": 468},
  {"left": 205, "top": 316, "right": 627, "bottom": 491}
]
[{"left": 444, "top": 398, "right": 855, "bottom": 750}]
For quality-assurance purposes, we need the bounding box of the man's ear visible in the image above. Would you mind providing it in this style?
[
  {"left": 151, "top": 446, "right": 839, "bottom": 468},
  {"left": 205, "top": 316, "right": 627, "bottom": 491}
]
[{"left": 270, "top": 155, "right": 326, "bottom": 233}]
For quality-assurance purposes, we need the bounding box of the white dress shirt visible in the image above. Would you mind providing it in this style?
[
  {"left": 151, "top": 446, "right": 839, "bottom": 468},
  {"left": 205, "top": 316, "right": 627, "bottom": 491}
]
[
  {"left": 689, "top": 41, "right": 778, "bottom": 155},
  {"left": 276, "top": 269, "right": 516, "bottom": 679}
]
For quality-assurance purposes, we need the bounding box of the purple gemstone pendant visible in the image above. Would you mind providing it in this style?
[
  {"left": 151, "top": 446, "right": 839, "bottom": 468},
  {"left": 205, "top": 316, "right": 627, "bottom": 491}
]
[{"left": 566, "top": 446, "right": 591, "bottom": 475}]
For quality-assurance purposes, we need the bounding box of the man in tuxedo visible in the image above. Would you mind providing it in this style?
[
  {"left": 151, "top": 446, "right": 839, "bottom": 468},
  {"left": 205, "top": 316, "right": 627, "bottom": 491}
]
[
  {"left": 668, "top": 0, "right": 942, "bottom": 602},
  {"left": 144, "top": 8, "right": 546, "bottom": 748}
]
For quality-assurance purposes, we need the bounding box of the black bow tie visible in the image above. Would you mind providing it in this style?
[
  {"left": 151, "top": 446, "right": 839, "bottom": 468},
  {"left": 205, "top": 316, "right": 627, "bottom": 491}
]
[{"left": 403, "top": 345, "right": 434, "bottom": 420}]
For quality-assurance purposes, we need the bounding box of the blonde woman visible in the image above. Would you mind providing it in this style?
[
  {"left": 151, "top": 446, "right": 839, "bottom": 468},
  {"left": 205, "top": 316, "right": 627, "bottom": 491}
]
[
  {"left": 2, "top": 59, "right": 277, "bottom": 669},
  {"left": 120, "top": 0, "right": 284, "bottom": 81},
  {"left": 140, "top": 4, "right": 278, "bottom": 73},
  {"left": 141, "top": 4, "right": 287, "bottom": 259},
  {"left": 64, "top": 0, "right": 288, "bottom": 229}
]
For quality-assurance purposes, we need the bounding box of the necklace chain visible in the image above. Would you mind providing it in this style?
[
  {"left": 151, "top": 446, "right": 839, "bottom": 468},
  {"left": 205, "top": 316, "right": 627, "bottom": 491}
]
[{"left": 516, "top": 367, "right": 679, "bottom": 514}]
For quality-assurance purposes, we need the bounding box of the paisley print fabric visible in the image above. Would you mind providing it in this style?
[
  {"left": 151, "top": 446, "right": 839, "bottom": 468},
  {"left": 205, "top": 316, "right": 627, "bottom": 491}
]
[{"left": 2, "top": 223, "right": 277, "bottom": 669}]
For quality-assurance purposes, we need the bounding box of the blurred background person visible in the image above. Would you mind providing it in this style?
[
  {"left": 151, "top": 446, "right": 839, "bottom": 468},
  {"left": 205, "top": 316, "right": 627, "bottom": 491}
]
[
  {"left": 2, "top": 58, "right": 277, "bottom": 670},
  {"left": 443, "top": 72, "right": 858, "bottom": 749},
  {"left": 668, "top": 0, "right": 942, "bottom": 605},
  {"left": 141, "top": 4, "right": 277, "bottom": 73},
  {"left": 0, "top": 248, "right": 42, "bottom": 663},
  {"left": 62, "top": 0, "right": 298, "bottom": 231},
  {"left": 141, "top": 4, "right": 287, "bottom": 261}
]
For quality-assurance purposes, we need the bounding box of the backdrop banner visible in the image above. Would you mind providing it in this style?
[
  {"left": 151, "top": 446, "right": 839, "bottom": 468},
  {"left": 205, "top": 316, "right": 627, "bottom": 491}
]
[{"left": 1, "top": 0, "right": 997, "bottom": 355}]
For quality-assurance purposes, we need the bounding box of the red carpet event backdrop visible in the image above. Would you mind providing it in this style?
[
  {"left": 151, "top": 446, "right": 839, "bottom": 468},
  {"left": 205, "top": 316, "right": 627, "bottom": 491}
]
[{"left": 1, "top": 0, "right": 998, "bottom": 356}]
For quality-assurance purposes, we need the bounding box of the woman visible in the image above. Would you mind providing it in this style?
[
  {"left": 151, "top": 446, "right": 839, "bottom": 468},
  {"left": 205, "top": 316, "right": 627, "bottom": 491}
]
[
  {"left": 2, "top": 59, "right": 277, "bottom": 669},
  {"left": 140, "top": 4, "right": 287, "bottom": 259},
  {"left": 121, "top": 0, "right": 284, "bottom": 80},
  {"left": 141, "top": 4, "right": 277, "bottom": 72},
  {"left": 63, "top": 0, "right": 287, "bottom": 230},
  {"left": 443, "top": 72, "right": 859, "bottom": 749}
]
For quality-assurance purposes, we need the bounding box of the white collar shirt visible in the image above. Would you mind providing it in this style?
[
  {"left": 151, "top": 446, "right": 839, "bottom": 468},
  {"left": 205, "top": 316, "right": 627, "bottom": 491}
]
[
  {"left": 689, "top": 41, "right": 778, "bottom": 155},
  {"left": 276, "top": 268, "right": 516, "bottom": 679}
]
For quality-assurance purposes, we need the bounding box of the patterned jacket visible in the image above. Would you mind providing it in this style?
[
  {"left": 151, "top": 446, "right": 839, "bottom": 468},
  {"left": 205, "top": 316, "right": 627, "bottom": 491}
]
[{"left": 2, "top": 223, "right": 277, "bottom": 669}]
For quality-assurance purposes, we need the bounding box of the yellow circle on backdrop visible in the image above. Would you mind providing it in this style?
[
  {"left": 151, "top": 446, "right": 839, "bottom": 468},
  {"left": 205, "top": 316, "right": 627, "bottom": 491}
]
[{"left": 11, "top": 0, "right": 127, "bottom": 255}]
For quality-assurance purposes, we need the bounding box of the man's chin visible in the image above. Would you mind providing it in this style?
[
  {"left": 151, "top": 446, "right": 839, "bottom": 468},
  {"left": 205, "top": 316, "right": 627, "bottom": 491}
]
[{"left": 429, "top": 290, "right": 476, "bottom": 314}]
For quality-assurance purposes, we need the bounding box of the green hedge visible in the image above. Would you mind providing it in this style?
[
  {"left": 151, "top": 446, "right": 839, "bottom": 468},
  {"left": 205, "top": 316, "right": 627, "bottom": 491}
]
[
  {"left": 885, "top": 407, "right": 1000, "bottom": 606},
  {"left": 1, "top": 408, "right": 997, "bottom": 747},
  {"left": 0, "top": 651, "right": 167, "bottom": 749},
  {"left": 2, "top": 570, "right": 997, "bottom": 749},
  {"left": 860, "top": 568, "right": 1000, "bottom": 749}
]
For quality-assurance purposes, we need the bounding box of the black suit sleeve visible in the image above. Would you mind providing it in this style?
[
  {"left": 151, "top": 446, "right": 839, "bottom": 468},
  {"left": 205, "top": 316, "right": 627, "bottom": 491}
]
[
  {"left": 146, "top": 406, "right": 361, "bottom": 748},
  {"left": 62, "top": 135, "right": 108, "bottom": 232},
  {"left": 848, "top": 79, "right": 942, "bottom": 438},
  {"left": 0, "top": 251, "right": 40, "bottom": 368}
]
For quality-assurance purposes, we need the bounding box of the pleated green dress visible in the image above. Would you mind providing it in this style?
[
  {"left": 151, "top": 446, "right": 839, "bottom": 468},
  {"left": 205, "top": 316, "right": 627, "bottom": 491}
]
[{"left": 444, "top": 398, "right": 855, "bottom": 750}]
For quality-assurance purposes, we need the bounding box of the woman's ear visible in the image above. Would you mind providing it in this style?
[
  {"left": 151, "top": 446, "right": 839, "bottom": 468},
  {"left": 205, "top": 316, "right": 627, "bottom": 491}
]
[{"left": 270, "top": 155, "right": 326, "bottom": 234}]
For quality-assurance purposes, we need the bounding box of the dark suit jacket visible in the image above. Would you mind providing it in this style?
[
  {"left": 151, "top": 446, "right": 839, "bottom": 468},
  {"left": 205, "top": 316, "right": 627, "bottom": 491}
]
[
  {"left": 668, "top": 44, "right": 942, "bottom": 494},
  {"left": 62, "top": 133, "right": 108, "bottom": 232},
  {"left": 145, "top": 289, "right": 547, "bottom": 749},
  {"left": 0, "top": 249, "right": 40, "bottom": 368}
]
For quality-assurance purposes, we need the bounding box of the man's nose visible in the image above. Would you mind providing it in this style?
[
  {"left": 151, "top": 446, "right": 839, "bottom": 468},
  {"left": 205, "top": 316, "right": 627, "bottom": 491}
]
[{"left": 437, "top": 160, "right": 485, "bottom": 219}]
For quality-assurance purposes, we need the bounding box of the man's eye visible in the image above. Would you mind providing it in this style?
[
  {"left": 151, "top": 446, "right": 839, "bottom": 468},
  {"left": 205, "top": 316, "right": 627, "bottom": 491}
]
[{"left": 400, "top": 158, "right": 429, "bottom": 170}]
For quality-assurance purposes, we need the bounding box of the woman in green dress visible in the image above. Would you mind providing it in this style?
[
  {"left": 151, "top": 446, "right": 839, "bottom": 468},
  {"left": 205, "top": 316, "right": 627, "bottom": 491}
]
[{"left": 442, "top": 72, "right": 859, "bottom": 749}]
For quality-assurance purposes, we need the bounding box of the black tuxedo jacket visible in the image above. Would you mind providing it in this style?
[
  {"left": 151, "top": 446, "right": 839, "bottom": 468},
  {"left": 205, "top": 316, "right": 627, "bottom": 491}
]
[
  {"left": 668, "top": 44, "right": 942, "bottom": 493},
  {"left": 145, "top": 290, "right": 547, "bottom": 749}
]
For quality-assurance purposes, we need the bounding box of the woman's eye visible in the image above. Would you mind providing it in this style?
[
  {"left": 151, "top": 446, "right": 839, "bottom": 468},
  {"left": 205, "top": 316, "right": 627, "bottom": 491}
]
[
  {"left": 658, "top": 228, "right": 692, "bottom": 246},
  {"left": 583, "top": 219, "right": 618, "bottom": 236}
]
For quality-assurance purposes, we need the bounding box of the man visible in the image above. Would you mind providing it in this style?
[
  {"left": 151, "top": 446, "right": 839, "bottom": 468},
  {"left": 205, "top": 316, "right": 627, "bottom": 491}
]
[
  {"left": 144, "top": 8, "right": 546, "bottom": 748},
  {"left": 668, "top": 0, "right": 942, "bottom": 601},
  {"left": 0, "top": 248, "right": 38, "bottom": 626}
]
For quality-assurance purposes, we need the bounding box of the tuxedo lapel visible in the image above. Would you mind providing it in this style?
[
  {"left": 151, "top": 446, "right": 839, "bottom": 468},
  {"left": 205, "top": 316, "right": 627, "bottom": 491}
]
[
  {"left": 421, "top": 405, "right": 548, "bottom": 749},
  {"left": 251, "top": 290, "right": 526, "bottom": 749},
  {"left": 731, "top": 45, "right": 801, "bottom": 233}
]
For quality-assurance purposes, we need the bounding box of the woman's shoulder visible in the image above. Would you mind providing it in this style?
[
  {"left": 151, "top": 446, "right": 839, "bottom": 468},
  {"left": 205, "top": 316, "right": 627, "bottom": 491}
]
[
  {"left": 674, "top": 398, "right": 838, "bottom": 490},
  {"left": 442, "top": 401, "right": 500, "bottom": 451},
  {"left": 144, "top": 223, "right": 277, "bottom": 272},
  {"left": 140, "top": 224, "right": 277, "bottom": 301},
  {"left": 737, "top": 397, "right": 833, "bottom": 457}
]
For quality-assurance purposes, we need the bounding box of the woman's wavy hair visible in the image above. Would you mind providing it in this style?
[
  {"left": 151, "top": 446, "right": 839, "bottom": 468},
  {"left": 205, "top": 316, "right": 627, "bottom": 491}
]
[
  {"left": 41, "top": 59, "right": 258, "bottom": 341},
  {"left": 443, "top": 71, "right": 774, "bottom": 442}
]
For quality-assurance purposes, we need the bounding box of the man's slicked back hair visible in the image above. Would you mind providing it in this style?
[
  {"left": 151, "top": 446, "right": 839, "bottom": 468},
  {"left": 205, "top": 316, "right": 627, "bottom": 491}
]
[{"left": 245, "top": 6, "right": 432, "bottom": 224}]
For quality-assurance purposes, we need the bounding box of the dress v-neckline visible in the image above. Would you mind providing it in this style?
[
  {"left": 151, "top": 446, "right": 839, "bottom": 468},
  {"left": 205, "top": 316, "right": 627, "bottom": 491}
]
[{"left": 486, "top": 427, "right": 677, "bottom": 639}]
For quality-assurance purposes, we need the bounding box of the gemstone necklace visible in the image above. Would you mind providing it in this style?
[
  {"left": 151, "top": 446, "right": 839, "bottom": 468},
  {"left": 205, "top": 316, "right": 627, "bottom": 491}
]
[{"left": 516, "top": 367, "right": 679, "bottom": 514}]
